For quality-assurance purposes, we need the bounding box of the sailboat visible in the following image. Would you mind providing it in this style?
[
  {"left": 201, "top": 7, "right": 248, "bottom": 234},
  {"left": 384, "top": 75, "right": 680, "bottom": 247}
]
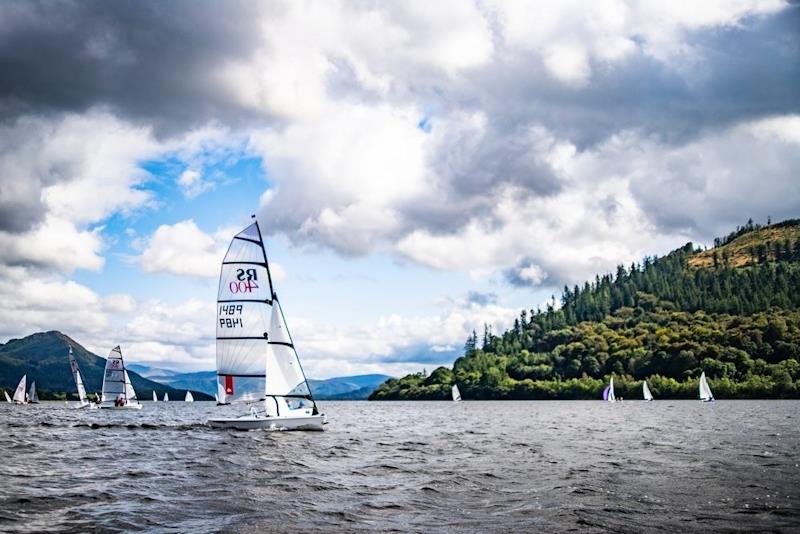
[
  {"left": 99, "top": 346, "right": 142, "bottom": 410},
  {"left": 452, "top": 384, "right": 462, "bottom": 402},
  {"left": 3, "top": 390, "right": 11, "bottom": 403},
  {"left": 12, "top": 375, "right": 27, "bottom": 404},
  {"left": 68, "top": 346, "right": 95, "bottom": 409},
  {"left": 642, "top": 380, "right": 654, "bottom": 401},
  {"left": 185, "top": 391, "right": 194, "bottom": 402},
  {"left": 163, "top": 392, "right": 169, "bottom": 402},
  {"left": 602, "top": 377, "right": 616, "bottom": 402},
  {"left": 208, "top": 218, "right": 326, "bottom": 431},
  {"left": 27, "top": 381, "right": 39, "bottom": 404},
  {"left": 152, "top": 391, "right": 158, "bottom": 402},
  {"left": 699, "top": 371, "right": 715, "bottom": 402}
]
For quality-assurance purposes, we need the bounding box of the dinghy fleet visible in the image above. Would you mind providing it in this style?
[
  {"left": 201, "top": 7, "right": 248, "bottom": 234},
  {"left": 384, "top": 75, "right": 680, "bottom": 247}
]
[{"left": 3, "top": 217, "right": 718, "bottom": 429}]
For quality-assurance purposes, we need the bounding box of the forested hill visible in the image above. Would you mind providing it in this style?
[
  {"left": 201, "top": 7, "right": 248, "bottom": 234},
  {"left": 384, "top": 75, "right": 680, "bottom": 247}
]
[{"left": 370, "top": 219, "right": 800, "bottom": 400}]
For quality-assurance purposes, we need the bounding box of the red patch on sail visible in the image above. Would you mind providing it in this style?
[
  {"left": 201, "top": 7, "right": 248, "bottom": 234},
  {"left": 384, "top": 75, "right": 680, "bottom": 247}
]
[{"left": 225, "top": 375, "right": 234, "bottom": 395}]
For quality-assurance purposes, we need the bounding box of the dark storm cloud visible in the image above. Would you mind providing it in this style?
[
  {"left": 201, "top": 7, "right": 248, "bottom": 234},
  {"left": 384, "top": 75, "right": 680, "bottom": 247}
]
[{"left": 0, "top": 0, "right": 269, "bottom": 134}]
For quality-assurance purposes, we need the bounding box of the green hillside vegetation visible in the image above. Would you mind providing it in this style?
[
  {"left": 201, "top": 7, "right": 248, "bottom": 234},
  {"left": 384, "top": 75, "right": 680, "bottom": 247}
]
[
  {"left": 370, "top": 219, "right": 800, "bottom": 400},
  {"left": 0, "top": 331, "right": 211, "bottom": 401}
]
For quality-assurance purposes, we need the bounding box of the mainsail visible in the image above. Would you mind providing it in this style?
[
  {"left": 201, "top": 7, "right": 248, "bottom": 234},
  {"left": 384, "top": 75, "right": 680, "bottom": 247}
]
[
  {"left": 101, "top": 346, "right": 138, "bottom": 404},
  {"left": 216, "top": 221, "right": 275, "bottom": 404},
  {"left": 642, "top": 380, "right": 654, "bottom": 401},
  {"left": 163, "top": 392, "right": 169, "bottom": 402},
  {"left": 606, "top": 377, "right": 616, "bottom": 402},
  {"left": 185, "top": 391, "right": 194, "bottom": 402},
  {"left": 68, "top": 346, "right": 88, "bottom": 404},
  {"left": 28, "top": 381, "right": 39, "bottom": 403},
  {"left": 13, "top": 375, "right": 26, "bottom": 403},
  {"left": 699, "top": 371, "right": 714, "bottom": 401},
  {"left": 3, "top": 390, "right": 10, "bottom": 403},
  {"left": 452, "top": 384, "right": 461, "bottom": 402},
  {"left": 153, "top": 391, "right": 158, "bottom": 402}
]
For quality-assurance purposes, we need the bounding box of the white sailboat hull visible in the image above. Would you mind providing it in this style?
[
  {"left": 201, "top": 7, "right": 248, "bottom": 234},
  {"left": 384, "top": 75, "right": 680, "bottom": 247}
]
[
  {"left": 208, "top": 413, "right": 326, "bottom": 431},
  {"left": 99, "top": 403, "right": 143, "bottom": 410}
]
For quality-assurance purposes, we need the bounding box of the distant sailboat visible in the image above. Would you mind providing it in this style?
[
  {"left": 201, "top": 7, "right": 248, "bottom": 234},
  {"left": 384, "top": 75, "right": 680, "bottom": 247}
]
[
  {"left": 99, "top": 346, "right": 142, "bottom": 410},
  {"left": 12, "top": 376, "right": 26, "bottom": 404},
  {"left": 27, "top": 381, "right": 39, "bottom": 404},
  {"left": 153, "top": 391, "right": 158, "bottom": 402},
  {"left": 642, "top": 380, "right": 654, "bottom": 401},
  {"left": 163, "top": 392, "right": 169, "bottom": 402},
  {"left": 3, "top": 390, "right": 10, "bottom": 403},
  {"left": 68, "top": 346, "right": 94, "bottom": 408},
  {"left": 208, "top": 218, "right": 325, "bottom": 431},
  {"left": 602, "top": 377, "right": 616, "bottom": 402},
  {"left": 185, "top": 391, "right": 194, "bottom": 402},
  {"left": 699, "top": 371, "right": 715, "bottom": 402},
  {"left": 452, "top": 384, "right": 462, "bottom": 402}
]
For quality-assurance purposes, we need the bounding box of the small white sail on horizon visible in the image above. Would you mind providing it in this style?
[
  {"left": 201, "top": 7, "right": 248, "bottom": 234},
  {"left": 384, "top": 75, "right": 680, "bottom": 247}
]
[
  {"left": 604, "top": 377, "right": 616, "bottom": 402},
  {"left": 642, "top": 380, "right": 654, "bottom": 401},
  {"left": 699, "top": 371, "right": 715, "bottom": 402},
  {"left": 27, "top": 381, "right": 39, "bottom": 403},
  {"left": 12, "top": 375, "right": 26, "bottom": 404},
  {"left": 153, "top": 390, "right": 158, "bottom": 402},
  {"left": 3, "top": 390, "right": 10, "bottom": 403},
  {"left": 452, "top": 384, "right": 462, "bottom": 402},
  {"left": 100, "top": 346, "right": 142, "bottom": 410},
  {"left": 68, "top": 346, "right": 90, "bottom": 406},
  {"left": 163, "top": 392, "right": 169, "bottom": 402},
  {"left": 185, "top": 391, "right": 194, "bottom": 402}
]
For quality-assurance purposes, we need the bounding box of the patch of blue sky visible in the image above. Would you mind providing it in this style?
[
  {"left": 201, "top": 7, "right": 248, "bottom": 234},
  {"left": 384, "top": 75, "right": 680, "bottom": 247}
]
[{"left": 73, "top": 154, "right": 268, "bottom": 302}]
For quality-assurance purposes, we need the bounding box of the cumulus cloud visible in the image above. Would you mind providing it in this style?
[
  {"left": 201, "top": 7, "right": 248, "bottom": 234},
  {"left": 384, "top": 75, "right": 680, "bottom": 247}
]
[{"left": 137, "top": 220, "right": 228, "bottom": 278}]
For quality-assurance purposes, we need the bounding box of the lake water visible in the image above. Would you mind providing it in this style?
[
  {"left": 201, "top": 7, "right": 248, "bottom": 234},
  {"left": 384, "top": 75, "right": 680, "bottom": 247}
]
[{"left": 1, "top": 400, "right": 798, "bottom": 532}]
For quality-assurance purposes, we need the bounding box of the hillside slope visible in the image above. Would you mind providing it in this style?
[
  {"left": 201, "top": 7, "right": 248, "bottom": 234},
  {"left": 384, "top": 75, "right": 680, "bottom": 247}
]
[
  {"left": 371, "top": 219, "right": 800, "bottom": 400},
  {"left": 0, "top": 332, "right": 211, "bottom": 400}
]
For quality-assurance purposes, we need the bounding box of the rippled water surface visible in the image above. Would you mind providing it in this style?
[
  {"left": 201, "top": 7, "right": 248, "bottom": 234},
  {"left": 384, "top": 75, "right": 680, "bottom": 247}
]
[{"left": 1, "top": 400, "right": 799, "bottom": 532}]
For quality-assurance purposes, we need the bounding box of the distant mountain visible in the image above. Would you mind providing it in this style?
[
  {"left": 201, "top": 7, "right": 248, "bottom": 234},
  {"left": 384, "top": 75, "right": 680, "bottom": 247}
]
[
  {"left": 0, "top": 331, "right": 212, "bottom": 401},
  {"left": 129, "top": 363, "right": 392, "bottom": 400},
  {"left": 308, "top": 374, "right": 392, "bottom": 399}
]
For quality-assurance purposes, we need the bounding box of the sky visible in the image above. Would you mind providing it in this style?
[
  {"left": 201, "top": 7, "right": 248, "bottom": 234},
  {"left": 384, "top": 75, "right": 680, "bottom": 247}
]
[{"left": 0, "top": 0, "right": 798, "bottom": 378}]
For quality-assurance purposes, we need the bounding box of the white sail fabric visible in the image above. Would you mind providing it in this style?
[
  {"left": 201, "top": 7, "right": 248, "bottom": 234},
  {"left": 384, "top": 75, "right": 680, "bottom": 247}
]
[
  {"left": 14, "top": 375, "right": 28, "bottom": 403},
  {"left": 265, "top": 298, "right": 311, "bottom": 397},
  {"left": 185, "top": 391, "right": 194, "bottom": 402},
  {"left": 642, "top": 380, "right": 653, "bottom": 401},
  {"left": 123, "top": 370, "right": 138, "bottom": 402},
  {"left": 699, "top": 372, "right": 714, "bottom": 401},
  {"left": 607, "top": 377, "right": 616, "bottom": 402},
  {"left": 452, "top": 384, "right": 461, "bottom": 402},
  {"left": 68, "top": 347, "right": 88, "bottom": 404},
  {"left": 101, "top": 346, "right": 138, "bottom": 404},
  {"left": 153, "top": 391, "right": 158, "bottom": 402},
  {"left": 102, "top": 346, "right": 125, "bottom": 402},
  {"left": 164, "top": 392, "right": 169, "bottom": 401},
  {"left": 216, "top": 222, "right": 275, "bottom": 403},
  {"left": 28, "top": 381, "right": 39, "bottom": 403},
  {"left": 13, "top": 376, "right": 26, "bottom": 403},
  {"left": 4, "top": 390, "right": 11, "bottom": 403}
]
